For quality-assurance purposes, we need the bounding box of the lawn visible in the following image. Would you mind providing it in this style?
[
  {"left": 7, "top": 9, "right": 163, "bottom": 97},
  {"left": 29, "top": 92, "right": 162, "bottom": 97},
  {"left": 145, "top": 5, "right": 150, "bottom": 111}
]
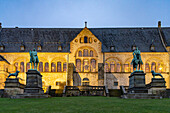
[{"left": 0, "top": 97, "right": 170, "bottom": 113}]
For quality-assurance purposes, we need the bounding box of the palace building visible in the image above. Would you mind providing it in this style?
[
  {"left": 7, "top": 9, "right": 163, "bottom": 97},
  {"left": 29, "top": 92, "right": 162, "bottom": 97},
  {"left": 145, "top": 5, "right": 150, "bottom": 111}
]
[{"left": 0, "top": 21, "right": 170, "bottom": 91}]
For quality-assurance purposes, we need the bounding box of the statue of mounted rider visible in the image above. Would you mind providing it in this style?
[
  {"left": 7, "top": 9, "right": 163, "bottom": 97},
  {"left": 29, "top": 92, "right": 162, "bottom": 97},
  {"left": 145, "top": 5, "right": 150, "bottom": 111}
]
[
  {"left": 131, "top": 47, "right": 143, "bottom": 71},
  {"left": 29, "top": 48, "right": 39, "bottom": 70}
]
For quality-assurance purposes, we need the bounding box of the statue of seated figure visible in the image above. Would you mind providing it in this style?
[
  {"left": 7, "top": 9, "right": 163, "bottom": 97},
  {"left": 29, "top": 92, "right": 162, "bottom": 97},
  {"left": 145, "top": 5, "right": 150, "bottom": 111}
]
[{"left": 151, "top": 70, "right": 163, "bottom": 78}]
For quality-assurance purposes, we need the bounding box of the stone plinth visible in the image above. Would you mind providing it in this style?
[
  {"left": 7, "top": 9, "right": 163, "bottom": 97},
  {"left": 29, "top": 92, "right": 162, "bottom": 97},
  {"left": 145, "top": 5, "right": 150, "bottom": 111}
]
[
  {"left": 128, "top": 71, "right": 147, "bottom": 93},
  {"left": 148, "top": 78, "right": 166, "bottom": 95},
  {"left": 15, "top": 70, "right": 49, "bottom": 98},
  {"left": 3, "top": 78, "right": 25, "bottom": 98}
]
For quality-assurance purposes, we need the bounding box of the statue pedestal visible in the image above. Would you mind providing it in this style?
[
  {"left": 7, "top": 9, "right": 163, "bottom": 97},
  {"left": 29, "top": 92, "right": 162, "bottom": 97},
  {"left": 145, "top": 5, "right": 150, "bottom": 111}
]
[
  {"left": 3, "top": 78, "right": 25, "bottom": 98},
  {"left": 128, "top": 71, "right": 147, "bottom": 93},
  {"left": 148, "top": 78, "right": 166, "bottom": 95},
  {"left": 16, "top": 70, "right": 49, "bottom": 98}
]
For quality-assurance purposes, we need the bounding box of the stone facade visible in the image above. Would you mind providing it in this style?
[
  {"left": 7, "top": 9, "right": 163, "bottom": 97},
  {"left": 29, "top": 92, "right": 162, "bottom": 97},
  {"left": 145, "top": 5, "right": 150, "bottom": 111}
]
[{"left": 0, "top": 25, "right": 170, "bottom": 90}]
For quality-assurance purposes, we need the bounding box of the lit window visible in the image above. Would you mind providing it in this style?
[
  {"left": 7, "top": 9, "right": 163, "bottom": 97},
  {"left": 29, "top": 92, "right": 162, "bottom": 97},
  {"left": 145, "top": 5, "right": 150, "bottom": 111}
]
[
  {"left": 39, "top": 62, "right": 43, "bottom": 72},
  {"left": 63, "top": 63, "right": 67, "bottom": 72},
  {"left": 57, "top": 62, "right": 61, "bottom": 72},
  {"left": 89, "top": 37, "right": 92, "bottom": 43},
  {"left": 124, "top": 63, "right": 129, "bottom": 72},
  {"left": 110, "top": 46, "right": 115, "bottom": 51},
  {"left": 158, "top": 63, "right": 163, "bottom": 73},
  {"left": 45, "top": 62, "right": 49, "bottom": 72},
  {"left": 145, "top": 63, "right": 150, "bottom": 72},
  {"left": 14, "top": 62, "right": 18, "bottom": 71},
  {"left": 76, "top": 59, "right": 81, "bottom": 72},
  {"left": 151, "top": 62, "right": 156, "bottom": 72},
  {"left": 110, "top": 62, "right": 115, "bottom": 72},
  {"left": 91, "top": 59, "right": 96, "bottom": 72},
  {"left": 130, "top": 64, "right": 133, "bottom": 72},
  {"left": 117, "top": 63, "right": 121, "bottom": 72},
  {"left": 83, "top": 59, "right": 89, "bottom": 72},
  {"left": 90, "top": 50, "right": 93, "bottom": 57},
  {"left": 83, "top": 49, "right": 88, "bottom": 57},
  {"left": 20, "top": 62, "right": 24, "bottom": 72},
  {"left": 78, "top": 51, "right": 82, "bottom": 57},
  {"left": 58, "top": 46, "right": 62, "bottom": 51},
  {"left": 51, "top": 62, "right": 56, "bottom": 72},
  {"left": 105, "top": 63, "right": 109, "bottom": 72},
  {"left": 26, "top": 63, "right": 30, "bottom": 71}
]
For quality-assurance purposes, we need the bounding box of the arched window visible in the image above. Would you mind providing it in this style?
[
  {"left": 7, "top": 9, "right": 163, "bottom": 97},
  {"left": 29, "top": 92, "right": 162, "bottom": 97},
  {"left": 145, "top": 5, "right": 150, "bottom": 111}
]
[
  {"left": 130, "top": 64, "right": 133, "bottom": 72},
  {"left": 124, "top": 63, "right": 129, "bottom": 72},
  {"left": 45, "top": 62, "right": 49, "bottom": 72},
  {"left": 57, "top": 62, "right": 61, "bottom": 72},
  {"left": 63, "top": 63, "right": 67, "bottom": 72},
  {"left": 84, "top": 36, "right": 88, "bottom": 43},
  {"left": 80, "top": 37, "right": 83, "bottom": 43},
  {"left": 20, "top": 62, "right": 24, "bottom": 72},
  {"left": 76, "top": 59, "right": 81, "bottom": 72},
  {"left": 14, "top": 62, "right": 18, "bottom": 71},
  {"left": 145, "top": 63, "right": 150, "bottom": 72},
  {"left": 90, "top": 50, "right": 93, "bottom": 57},
  {"left": 105, "top": 63, "right": 109, "bottom": 72},
  {"left": 83, "top": 49, "right": 88, "bottom": 57},
  {"left": 158, "top": 63, "right": 163, "bottom": 73},
  {"left": 39, "top": 62, "right": 43, "bottom": 72},
  {"left": 51, "top": 62, "right": 56, "bottom": 72},
  {"left": 110, "top": 62, "right": 115, "bottom": 72},
  {"left": 151, "top": 62, "right": 156, "bottom": 72},
  {"left": 78, "top": 51, "right": 82, "bottom": 57},
  {"left": 82, "top": 78, "right": 89, "bottom": 86},
  {"left": 116, "top": 63, "right": 121, "bottom": 72},
  {"left": 26, "top": 63, "right": 30, "bottom": 72},
  {"left": 83, "top": 59, "right": 89, "bottom": 72},
  {"left": 91, "top": 59, "right": 96, "bottom": 72}
]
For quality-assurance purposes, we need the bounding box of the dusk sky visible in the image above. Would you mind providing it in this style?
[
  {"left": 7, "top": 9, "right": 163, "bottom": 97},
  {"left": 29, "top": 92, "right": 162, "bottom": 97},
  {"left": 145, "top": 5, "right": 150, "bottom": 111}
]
[{"left": 0, "top": 0, "right": 169, "bottom": 28}]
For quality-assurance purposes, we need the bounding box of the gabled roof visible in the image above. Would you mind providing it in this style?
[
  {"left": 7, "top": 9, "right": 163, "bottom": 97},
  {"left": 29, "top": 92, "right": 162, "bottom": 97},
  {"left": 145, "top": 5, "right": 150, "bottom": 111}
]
[
  {"left": 0, "top": 27, "right": 168, "bottom": 52},
  {"left": 161, "top": 28, "right": 170, "bottom": 46},
  {"left": 0, "top": 55, "right": 10, "bottom": 64}
]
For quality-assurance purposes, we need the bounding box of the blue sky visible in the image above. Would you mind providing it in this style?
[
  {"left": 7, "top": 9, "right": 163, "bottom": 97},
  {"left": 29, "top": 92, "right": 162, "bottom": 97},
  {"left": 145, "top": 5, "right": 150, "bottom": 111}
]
[{"left": 0, "top": 0, "right": 169, "bottom": 28}]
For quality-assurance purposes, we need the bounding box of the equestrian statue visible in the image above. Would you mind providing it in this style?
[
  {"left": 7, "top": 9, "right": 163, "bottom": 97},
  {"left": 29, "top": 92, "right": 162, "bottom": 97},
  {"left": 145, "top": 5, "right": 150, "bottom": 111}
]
[
  {"left": 29, "top": 48, "right": 39, "bottom": 70},
  {"left": 131, "top": 47, "right": 143, "bottom": 71}
]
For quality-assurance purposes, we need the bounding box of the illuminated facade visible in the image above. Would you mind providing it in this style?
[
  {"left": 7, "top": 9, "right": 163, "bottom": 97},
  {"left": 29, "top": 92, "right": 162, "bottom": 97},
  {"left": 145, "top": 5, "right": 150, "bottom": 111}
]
[{"left": 0, "top": 22, "right": 170, "bottom": 90}]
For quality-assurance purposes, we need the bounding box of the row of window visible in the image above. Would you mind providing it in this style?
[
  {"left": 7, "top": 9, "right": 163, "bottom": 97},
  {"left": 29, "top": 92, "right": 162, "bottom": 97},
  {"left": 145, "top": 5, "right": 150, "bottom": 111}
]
[
  {"left": 78, "top": 50, "right": 94, "bottom": 57},
  {"left": 105, "top": 62, "right": 163, "bottom": 73},
  {"left": 14, "top": 62, "right": 67, "bottom": 72},
  {"left": 76, "top": 59, "right": 96, "bottom": 72}
]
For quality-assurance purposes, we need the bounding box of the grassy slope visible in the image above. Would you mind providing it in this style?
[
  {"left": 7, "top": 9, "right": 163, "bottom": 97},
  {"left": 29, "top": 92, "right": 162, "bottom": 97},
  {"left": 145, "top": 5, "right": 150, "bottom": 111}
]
[{"left": 0, "top": 97, "right": 170, "bottom": 113}]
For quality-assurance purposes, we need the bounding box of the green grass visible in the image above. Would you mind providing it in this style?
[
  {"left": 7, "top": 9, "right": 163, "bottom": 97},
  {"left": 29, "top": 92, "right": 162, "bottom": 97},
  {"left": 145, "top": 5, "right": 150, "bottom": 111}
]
[{"left": 0, "top": 97, "right": 170, "bottom": 113}]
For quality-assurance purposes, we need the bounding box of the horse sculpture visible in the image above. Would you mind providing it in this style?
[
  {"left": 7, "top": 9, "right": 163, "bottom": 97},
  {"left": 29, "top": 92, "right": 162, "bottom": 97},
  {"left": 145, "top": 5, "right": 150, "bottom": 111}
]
[
  {"left": 29, "top": 48, "right": 39, "bottom": 70},
  {"left": 8, "top": 70, "right": 20, "bottom": 78},
  {"left": 131, "top": 47, "right": 143, "bottom": 71},
  {"left": 151, "top": 70, "right": 163, "bottom": 78}
]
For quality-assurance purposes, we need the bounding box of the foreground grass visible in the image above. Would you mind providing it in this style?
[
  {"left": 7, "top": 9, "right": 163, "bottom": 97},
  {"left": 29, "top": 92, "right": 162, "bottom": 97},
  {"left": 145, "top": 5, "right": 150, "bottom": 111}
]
[{"left": 0, "top": 97, "right": 170, "bottom": 113}]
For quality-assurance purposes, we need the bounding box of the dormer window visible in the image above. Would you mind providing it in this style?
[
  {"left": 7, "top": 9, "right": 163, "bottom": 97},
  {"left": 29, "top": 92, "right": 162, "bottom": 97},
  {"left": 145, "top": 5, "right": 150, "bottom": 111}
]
[
  {"left": 37, "top": 45, "right": 42, "bottom": 51},
  {"left": 150, "top": 45, "right": 155, "bottom": 51},
  {"left": 58, "top": 46, "right": 62, "bottom": 51},
  {"left": 132, "top": 45, "right": 136, "bottom": 51},
  {"left": 20, "top": 45, "right": 25, "bottom": 51},
  {"left": 110, "top": 46, "right": 115, "bottom": 51},
  {"left": 0, "top": 45, "right": 4, "bottom": 51}
]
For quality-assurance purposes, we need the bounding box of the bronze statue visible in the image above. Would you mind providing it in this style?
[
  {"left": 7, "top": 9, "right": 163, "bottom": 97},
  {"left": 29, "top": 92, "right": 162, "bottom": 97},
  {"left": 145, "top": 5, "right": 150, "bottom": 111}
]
[
  {"left": 8, "top": 70, "right": 20, "bottom": 78},
  {"left": 29, "top": 48, "right": 39, "bottom": 70},
  {"left": 151, "top": 70, "right": 163, "bottom": 78},
  {"left": 131, "top": 47, "right": 143, "bottom": 71}
]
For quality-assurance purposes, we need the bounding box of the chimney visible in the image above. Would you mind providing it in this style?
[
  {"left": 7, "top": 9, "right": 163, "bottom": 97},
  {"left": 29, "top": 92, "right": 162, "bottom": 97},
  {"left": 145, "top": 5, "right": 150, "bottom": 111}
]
[
  {"left": 85, "top": 21, "right": 87, "bottom": 28},
  {"left": 158, "top": 21, "right": 161, "bottom": 28}
]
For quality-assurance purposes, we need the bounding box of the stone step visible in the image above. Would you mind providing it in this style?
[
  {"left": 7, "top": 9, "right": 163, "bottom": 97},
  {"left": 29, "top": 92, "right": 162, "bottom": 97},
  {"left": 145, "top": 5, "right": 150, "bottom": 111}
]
[
  {"left": 14, "top": 93, "right": 49, "bottom": 99},
  {"left": 122, "top": 93, "right": 161, "bottom": 99}
]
